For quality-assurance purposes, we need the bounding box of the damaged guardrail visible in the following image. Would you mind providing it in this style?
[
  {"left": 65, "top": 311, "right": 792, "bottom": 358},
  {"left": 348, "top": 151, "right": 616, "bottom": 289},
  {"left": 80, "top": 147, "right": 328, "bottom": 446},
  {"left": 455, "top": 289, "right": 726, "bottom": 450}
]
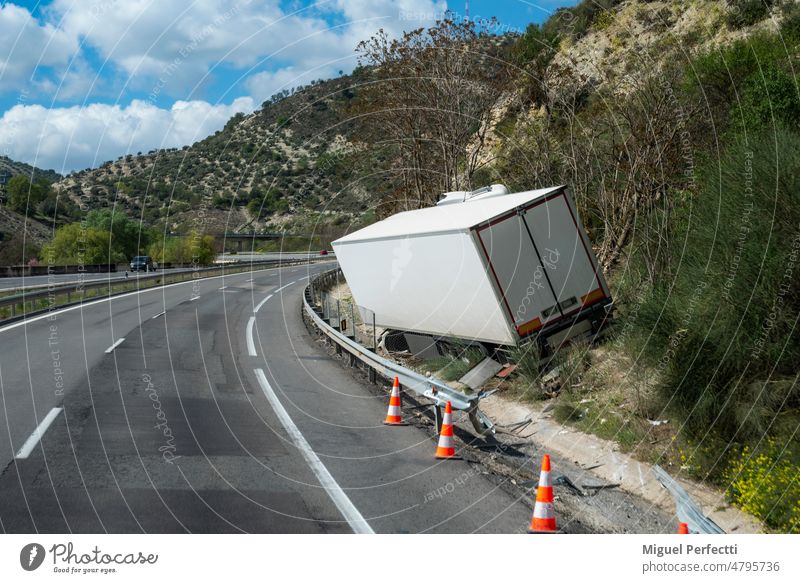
[{"left": 302, "top": 268, "right": 496, "bottom": 434}]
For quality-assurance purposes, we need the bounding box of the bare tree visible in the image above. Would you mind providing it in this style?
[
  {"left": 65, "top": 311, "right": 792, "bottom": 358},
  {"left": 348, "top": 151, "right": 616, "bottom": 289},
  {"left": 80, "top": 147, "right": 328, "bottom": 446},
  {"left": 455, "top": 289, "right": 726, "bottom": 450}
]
[{"left": 355, "top": 19, "right": 512, "bottom": 211}]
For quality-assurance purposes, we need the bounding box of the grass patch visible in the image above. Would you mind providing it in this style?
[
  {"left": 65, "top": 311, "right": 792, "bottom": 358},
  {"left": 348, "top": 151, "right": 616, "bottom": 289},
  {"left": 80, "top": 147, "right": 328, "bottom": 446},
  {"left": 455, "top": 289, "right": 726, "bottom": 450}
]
[
  {"left": 553, "top": 397, "right": 643, "bottom": 452},
  {"left": 417, "top": 347, "right": 484, "bottom": 382}
]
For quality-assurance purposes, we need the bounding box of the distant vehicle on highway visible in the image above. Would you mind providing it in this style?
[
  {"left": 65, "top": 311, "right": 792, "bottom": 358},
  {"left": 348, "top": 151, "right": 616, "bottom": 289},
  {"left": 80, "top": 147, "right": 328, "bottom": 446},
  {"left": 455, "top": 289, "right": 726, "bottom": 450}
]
[
  {"left": 129, "top": 255, "right": 157, "bottom": 272},
  {"left": 319, "top": 249, "right": 329, "bottom": 256}
]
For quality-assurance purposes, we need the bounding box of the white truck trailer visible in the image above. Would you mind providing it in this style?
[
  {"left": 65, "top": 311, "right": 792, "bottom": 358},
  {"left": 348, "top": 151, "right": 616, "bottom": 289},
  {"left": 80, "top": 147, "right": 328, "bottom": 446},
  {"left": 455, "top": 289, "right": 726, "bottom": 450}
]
[{"left": 332, "top": 185, "right": 611, "bottom": 348}]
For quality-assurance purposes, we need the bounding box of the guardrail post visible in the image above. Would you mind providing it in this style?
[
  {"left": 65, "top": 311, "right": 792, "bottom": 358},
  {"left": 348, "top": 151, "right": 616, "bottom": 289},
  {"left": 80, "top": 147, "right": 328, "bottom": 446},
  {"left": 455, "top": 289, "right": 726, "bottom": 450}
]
[
  {"left": 350, "top": 303, "right": 356, "bottom": 341},
  {"left": 368, "top": 312, "right": 377, "bottom": 383}
]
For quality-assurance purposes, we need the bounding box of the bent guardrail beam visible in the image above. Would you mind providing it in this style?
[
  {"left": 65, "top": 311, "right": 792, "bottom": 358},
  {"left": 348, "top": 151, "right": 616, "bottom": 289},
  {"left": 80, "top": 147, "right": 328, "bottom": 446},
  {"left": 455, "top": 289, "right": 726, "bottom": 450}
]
[{"left": 302, "top": 269, "right": 496, "bottom": 434}]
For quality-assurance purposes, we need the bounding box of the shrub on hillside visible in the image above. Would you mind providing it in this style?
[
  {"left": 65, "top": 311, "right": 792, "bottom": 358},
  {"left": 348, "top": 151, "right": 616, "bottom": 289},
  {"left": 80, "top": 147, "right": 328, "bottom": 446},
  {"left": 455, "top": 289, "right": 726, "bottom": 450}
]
[
  {"left": 629, "top": 129, "right": 800, "bottom": 445},
  {"left": 725, "top": 438, "right": 800, "bottom": 532}
]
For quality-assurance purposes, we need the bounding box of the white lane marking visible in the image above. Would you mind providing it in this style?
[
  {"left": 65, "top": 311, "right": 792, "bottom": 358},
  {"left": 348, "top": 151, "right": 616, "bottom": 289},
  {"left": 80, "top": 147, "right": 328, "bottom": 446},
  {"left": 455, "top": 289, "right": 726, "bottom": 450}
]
[
  {"left": 253, "top": 369, "right": 373, "bottom": 534},
  {"left": 104, "top": 338, "right": 126, "bottom": 353},
  {"left": 246, "top": 278, "right": 254, "bottom": 283},
  {"left": 275, "top": 281, "right": 295, "bottom": 293},
  {"left": 218, "top": 286, "right": 228, "bottom": 290},
  {"left": 246, "top": 317, "right": 257, "bottom": 356},
  {"left": 253, "top": 294, "right": 273, "bottom": 313},
  {"left": 189, "top": 296, "right": 201, "bottom": 302},
  {"left": 15, "top": 407, "right": 63, "bottom": 459},
  {"left": 252, "top": 279, "right": 295, "bottom": 313},
  {"left": 152, "top": 311, "right": 166, "bottom": 319},
  {"left": 0, "top": 263, "right": 315, "bottom": 334}
]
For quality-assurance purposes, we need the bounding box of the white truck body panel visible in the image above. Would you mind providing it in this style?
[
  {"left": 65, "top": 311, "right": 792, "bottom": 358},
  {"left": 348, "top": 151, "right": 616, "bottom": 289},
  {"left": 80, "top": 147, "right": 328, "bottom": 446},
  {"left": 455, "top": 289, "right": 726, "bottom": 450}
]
[{"left": 333, "top": 186, "right": 610, "bottom": 346}]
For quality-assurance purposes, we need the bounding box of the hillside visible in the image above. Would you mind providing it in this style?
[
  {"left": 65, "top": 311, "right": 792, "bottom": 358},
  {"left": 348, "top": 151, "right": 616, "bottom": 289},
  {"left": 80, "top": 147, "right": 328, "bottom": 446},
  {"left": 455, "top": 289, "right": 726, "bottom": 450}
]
[
  {"left": 0, "top": 156, "right": 61, "bottom": 187},
  {"left": 54, "top": 74, "right": 380, "bottom": 237}
]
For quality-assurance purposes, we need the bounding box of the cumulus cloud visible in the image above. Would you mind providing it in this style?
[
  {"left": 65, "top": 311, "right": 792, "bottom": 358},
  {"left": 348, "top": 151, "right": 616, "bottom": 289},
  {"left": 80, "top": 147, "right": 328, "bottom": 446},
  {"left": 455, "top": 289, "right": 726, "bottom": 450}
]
[
  {"left": 0, "top": 0, "right": 446, "bottom": 171},
  {"left": 0, "top": 97, "right": 255, "bottom": 172},
  {"left": 0, "top": 3, "right": 78, "bottom": 89}
]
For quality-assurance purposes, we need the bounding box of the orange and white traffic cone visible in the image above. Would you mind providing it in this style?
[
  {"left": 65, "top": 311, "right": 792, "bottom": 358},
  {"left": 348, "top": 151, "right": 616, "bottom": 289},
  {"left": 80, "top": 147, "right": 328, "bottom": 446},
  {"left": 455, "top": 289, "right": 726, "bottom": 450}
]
[
  {"left": 528, "top": 454, "right": 557, "bottom": 533},
  {"left": 384, "top": 377, "right": 408, "bottom": 426},
  {"left": 435, "top": 401, "right": 460, "bottom": 459},
  {"left": 677, "top": 522, "right": 689, "bottom": 534}
]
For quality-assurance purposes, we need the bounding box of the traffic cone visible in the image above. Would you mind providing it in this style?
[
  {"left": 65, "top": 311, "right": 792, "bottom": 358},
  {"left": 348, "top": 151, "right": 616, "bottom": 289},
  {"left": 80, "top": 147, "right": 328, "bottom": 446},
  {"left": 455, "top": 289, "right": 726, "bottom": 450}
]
[
  {"left": 435, "top": 401, "right": 460, "bottom": 459},
  {"left": 677, "top": 522, "right": 689, "bottom": 534},
  {"left": 383, "top": 377, "right": 408, "bottom": 426},
  {"left": 528, "top": 454, "right": 557, "bottom": 533}
]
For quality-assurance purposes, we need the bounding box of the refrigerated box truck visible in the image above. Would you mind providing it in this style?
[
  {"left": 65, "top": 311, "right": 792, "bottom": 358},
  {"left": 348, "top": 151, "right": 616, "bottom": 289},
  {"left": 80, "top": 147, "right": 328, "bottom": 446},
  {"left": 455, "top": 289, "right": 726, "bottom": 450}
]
[{"left": 332, "top": 185, "right": 611, "bottom": 347}]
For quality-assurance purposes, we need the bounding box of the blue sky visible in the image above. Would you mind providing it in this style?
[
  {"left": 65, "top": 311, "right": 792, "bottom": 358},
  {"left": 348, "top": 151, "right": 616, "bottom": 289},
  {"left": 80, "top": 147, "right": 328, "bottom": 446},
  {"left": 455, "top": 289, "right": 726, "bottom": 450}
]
[{"left": 0, "top": 1, "right": 576, "bottom": 172}]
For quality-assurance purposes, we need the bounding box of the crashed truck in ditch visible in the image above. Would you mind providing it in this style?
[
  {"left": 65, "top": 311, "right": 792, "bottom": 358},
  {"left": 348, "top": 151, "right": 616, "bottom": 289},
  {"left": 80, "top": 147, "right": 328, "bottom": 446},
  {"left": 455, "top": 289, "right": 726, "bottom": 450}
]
[{"left": 333, "top": 184, "right": 612, "bottom": 362}]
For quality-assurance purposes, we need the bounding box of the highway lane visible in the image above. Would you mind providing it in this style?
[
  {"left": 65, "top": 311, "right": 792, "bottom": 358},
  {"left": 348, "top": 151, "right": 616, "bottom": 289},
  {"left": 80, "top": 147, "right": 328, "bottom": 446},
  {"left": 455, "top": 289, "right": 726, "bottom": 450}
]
[
  {"left": 0, "top": 253, "right": 321, "bottom": 291},
  {"left": 0, "top": 268, "right": 193, "bottom": 292},
  {"left": 0, "top": 260, "right": 533, "bottom": 533}
]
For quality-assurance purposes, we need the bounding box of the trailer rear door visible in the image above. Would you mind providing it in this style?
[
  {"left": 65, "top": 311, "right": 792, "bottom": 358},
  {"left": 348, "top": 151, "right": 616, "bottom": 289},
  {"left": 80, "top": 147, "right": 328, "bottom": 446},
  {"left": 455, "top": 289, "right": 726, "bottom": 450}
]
[
  {"left": 475, "top": 214, "right": 560, "bottom": 338},
  {"left": 522, "top": 192, "right": 605, "bottom": 319}
]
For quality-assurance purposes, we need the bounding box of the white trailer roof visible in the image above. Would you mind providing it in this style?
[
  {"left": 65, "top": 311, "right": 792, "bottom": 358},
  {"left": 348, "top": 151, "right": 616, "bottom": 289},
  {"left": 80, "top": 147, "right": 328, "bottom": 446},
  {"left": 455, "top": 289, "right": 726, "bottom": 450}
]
[{"left": 334, "top": 186, "right": 564, "bottom": 244}]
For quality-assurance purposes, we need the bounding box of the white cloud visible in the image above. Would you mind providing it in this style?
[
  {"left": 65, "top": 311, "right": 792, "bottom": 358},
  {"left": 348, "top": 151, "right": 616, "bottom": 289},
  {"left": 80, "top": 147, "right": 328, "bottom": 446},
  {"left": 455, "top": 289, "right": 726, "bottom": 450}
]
[
  {"left": 0, "top": 0, "right": 447, "bottom": 171},
  {"left": 0, "top": 97, "right": 255, "bottom": 172},
  {"left": 0, "top": 3, "right": 78, "bottom": 89}
]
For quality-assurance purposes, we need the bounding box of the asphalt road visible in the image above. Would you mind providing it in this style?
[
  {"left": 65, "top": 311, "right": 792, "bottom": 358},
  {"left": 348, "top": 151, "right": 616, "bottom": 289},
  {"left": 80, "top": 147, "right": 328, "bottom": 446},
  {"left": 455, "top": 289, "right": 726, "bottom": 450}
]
[
  {"left": 0, "top": 253, "right": 322, "bottom": 291},
  {"left": 0, "top": 261, "right": 533, "bottom": 533}
]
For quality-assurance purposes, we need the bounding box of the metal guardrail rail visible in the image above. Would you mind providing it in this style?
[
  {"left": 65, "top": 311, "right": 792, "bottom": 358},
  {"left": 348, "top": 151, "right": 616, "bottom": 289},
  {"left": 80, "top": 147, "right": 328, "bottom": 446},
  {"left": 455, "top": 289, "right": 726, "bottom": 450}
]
[
  {"left": 653, "top": 465, "right": 726, "bottom": 534},
  {"left": 0, "top": 257, "right": 330, "bottom": 322},
  {"left": 302, "top": 268, "right": 496, "bottom": 434}
]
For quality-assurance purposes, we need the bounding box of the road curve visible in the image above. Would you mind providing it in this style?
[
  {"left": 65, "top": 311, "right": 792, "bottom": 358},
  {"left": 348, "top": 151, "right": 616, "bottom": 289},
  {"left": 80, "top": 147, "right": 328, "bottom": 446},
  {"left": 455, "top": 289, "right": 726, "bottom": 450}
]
[{"left": 0, "top": 261, "right": 533, "bottom": 533}]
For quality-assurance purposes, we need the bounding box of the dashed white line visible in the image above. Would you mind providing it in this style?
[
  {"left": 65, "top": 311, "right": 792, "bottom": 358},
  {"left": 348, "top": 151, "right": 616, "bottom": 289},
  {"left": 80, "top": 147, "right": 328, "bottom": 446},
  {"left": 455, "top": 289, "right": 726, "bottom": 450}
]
[
  {"left": 15, "top": 407, "right": 63, "bottom": 459},
  {"left": 152, "top": 311, "right": 166, "bottom": 319},
  {"left": 189, "top": 296, "right": 201, "bottom": 302},
  {"left": 104, "top": 338, "right": 126, "bottom": 353},
  {"left": 253, "top": 369, "right": 373, "bottom": 534},
  {"left": 246, "top": 317, "right": 257, "bottom": 356},
  {"left": 218, "top": 286, "right": 228, "bottom": 290}
]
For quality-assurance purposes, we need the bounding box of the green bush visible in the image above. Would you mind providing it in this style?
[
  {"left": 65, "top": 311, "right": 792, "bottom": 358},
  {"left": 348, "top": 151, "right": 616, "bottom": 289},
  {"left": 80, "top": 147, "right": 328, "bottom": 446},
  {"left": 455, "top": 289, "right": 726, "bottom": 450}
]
[
  {"left": 725, "top": 438, "right": 800, "bottom": 532},
  {"left": 629, "top": 128, "right": 800, "bottom": 444},
  {"left": 686, "top": 33, "right": 791, "bottom": 116},
  {"left": 738, "top": 65, "right": 800, "bottom": 130},
  {"left": 543, "top": 0, "right": 622, "bottom": 40},
  {"left": 780, "top": 2, "right": 800, "bottom": 41},
  {"left": 41, "top": 223, "right": 124, "bottom": 265},
  {"left": 727, "top": 0, "right": 774, "bottom": 29}
]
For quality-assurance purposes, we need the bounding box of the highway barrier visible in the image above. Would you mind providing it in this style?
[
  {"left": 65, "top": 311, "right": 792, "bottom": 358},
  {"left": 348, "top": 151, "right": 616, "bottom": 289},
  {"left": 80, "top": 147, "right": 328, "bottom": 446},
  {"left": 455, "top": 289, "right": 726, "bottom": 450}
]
[
  {"left": 302, "top": 268, "right": 497, "bottom": 435},
  {"left": 0, "top": 257, "right": 330, "bottom": 324}
]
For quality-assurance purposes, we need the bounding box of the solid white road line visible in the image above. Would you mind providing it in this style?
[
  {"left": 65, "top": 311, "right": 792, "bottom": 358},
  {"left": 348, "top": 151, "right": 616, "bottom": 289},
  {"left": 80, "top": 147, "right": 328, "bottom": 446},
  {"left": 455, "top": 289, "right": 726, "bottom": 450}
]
[
  {"left": 152, "top": 311, "right": 166, "bottom": 319},
  {"left": 253, "top": 369, "right": 374, "bottom": 534},
  {"left": 15, "top": 407, "right": 63, "bottom": 459},
  {"left": 253, "top": 294, "right": 273, "bottom": 313},
  {"left": 246, "top": 317, "right": 257, "bottom": 356},
  {"left": 104, "top": 338, "right": 126, "bottom": 353}
]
